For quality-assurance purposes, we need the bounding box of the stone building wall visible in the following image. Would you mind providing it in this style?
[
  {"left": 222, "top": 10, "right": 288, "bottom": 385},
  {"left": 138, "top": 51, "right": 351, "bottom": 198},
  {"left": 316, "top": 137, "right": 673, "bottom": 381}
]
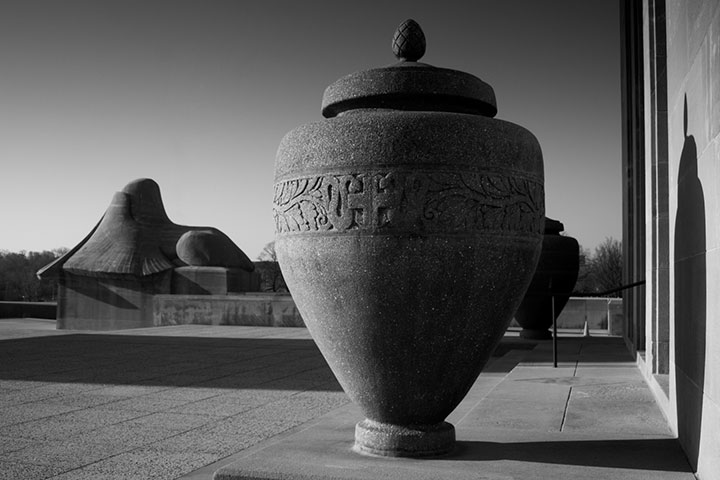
[
  {"left": 664, "top": 1, "right": 720, "bottom": 476},
  {"left": 624, "top": 1, "right": 720, "bottom": 477}
]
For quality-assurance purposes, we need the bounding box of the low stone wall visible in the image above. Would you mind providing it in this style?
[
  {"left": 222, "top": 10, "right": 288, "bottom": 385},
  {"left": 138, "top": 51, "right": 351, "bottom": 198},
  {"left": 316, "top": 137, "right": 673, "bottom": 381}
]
[
  {"left": 9, "top": 296, "right": 621, "bottom": 334},
  {"left": 510, "top": 297, "right": 623, "bottom": 334},
  {"left": 0, "top": 301, "right": 57, "bottom": 319},
  {"left": 153, "top": 293, "right": 304, "bottom": 327}
]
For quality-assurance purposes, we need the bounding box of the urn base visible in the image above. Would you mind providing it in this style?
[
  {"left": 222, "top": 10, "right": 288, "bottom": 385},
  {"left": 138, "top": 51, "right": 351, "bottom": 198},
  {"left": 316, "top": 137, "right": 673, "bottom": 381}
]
[
  {"left": 519, "top": 328, "right": 553, "bottom": 340},
  {"left": 353, "top": 419, "right": 455, "bottom": 458}
]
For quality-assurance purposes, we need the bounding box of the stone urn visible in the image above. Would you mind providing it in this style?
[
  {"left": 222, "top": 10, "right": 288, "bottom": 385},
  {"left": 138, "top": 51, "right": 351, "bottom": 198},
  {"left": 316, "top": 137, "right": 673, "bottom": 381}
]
[
  {"left": 273, "top": 20, "right": 544, "bottom": 457},
  {"left": 514, "top": 218, "right": 580, "bottom": 339}
]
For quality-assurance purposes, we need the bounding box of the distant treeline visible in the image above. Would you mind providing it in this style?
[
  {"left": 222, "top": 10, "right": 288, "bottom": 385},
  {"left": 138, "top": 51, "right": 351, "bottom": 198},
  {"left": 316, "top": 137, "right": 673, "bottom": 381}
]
[
  {"left": 0, "top": 249, "right": 67, "bottom": 301},
  {"left": 0, "top": 238, "right": 622, "bottom": 302}
]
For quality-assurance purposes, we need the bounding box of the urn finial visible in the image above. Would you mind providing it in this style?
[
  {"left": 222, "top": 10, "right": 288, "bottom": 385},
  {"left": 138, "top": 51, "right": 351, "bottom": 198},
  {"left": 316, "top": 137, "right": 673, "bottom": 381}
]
[
  {"left": 392, "top": 19, "right": 426, "bottom": 62},
  {"left": 322, "top": 19, "right": 497, "bottom": 118}
]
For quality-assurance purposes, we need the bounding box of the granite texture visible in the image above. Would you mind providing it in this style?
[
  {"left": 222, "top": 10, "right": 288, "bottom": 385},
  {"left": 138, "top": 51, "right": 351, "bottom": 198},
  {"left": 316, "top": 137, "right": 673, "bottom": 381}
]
[
  {"left": 274, "top": 20, "right": 544, "bottom": 457},
  {"left": 354, "top": 419, "right": 455, "bottom": 457}
]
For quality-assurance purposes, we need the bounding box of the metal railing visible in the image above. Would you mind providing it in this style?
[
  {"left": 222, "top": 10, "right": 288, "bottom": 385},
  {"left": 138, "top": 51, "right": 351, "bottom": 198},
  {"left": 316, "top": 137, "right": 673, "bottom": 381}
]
[{"left": 550, "top": 280, "right": 645, "bottom": 367}]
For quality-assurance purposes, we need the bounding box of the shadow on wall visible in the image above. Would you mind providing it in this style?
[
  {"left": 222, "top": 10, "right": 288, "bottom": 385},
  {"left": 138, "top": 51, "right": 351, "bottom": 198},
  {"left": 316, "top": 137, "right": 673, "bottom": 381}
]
[{"left": 674, "top": 95, "right": 706, "bottom": 469}]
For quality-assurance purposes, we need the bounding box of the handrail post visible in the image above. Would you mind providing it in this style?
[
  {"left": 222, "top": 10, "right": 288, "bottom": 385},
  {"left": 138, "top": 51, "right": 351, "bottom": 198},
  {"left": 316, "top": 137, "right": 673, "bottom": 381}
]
[
  {"left": 545, "top": 279, "right": 646, "bottom": 367},
  {"left": 552, "top": 280, "right": 557, "bottom": 368},
  {"left": 606, "top": 298, "right": 611, "bottom": 335}
]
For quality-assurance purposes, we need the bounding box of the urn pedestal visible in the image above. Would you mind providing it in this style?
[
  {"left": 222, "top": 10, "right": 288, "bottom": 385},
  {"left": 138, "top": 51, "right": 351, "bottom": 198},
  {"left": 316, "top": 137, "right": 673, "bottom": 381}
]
[
  {"left": 514, "top": 218, "right": 580, "bottom": 339},
  {"left": 273, "top": 20, "right": 545, "bottom": 457}
]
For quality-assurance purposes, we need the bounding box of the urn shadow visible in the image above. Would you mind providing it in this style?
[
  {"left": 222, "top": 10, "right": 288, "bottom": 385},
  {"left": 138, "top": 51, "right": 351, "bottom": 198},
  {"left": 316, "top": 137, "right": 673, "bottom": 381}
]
[{"left": 673, "top": 95, "right": 706, "bottom": 469}]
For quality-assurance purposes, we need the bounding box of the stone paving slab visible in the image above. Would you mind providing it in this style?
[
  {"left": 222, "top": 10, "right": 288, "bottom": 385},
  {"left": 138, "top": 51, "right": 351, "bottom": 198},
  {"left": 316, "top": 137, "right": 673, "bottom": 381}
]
[
  {"left": 0, "top": 318, "right": 69, "bottom": 340},
  {"left": 0, "top": 320, "right": 693, "bottom": 480},
  {"left": 213, "top": 337, "right": 694, "bottom": 480},
  {"left": 0, "top": 319, "right": 347, "bottom": 480},
  {"left": 215, "top": 409, "right": 693, "bottom": 480}
]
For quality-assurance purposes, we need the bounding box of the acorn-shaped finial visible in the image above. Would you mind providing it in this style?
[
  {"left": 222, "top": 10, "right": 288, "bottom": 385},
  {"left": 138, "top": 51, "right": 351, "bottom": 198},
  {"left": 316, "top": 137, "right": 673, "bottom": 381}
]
[{"left": 392, "top": 19, "right": 426, "bottom": 62}]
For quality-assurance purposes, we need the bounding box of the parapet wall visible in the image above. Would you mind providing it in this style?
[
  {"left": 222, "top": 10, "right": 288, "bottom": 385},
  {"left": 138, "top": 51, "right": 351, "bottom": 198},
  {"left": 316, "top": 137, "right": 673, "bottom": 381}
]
[
  {"left": 11, "top": 294, "right": 619, "bottom": 332},
  {"left": 509, "top": 297, "right": 623, "bottom": 334},
  {"left": 153, "top": 293, "right": 303, "bottom": 327},
  {"left": 0, "top": 301, "right": 57, "bottom": 319}
]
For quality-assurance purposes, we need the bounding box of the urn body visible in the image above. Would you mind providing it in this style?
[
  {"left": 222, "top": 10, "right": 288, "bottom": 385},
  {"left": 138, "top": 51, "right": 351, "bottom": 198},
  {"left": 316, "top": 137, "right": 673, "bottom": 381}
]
[{"left": 274, "top": 109, "right": 544, "bottom": 455}]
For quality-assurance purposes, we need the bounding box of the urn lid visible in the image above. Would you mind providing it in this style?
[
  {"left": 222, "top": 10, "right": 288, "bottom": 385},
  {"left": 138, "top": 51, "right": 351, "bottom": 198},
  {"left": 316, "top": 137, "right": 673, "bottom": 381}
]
[
  {"left": 545, "top": 217, "right": 565, "bottom": 235},
  {"left": 321, "top": 19, "right": 498, "bottom": 118}
]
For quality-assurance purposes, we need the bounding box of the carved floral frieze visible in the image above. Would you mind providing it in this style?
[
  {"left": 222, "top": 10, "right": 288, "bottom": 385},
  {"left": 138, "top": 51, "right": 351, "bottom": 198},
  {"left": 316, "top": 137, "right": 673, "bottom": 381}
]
[{"left": 274, "top": 170, "right": 544, "bottom": 235}]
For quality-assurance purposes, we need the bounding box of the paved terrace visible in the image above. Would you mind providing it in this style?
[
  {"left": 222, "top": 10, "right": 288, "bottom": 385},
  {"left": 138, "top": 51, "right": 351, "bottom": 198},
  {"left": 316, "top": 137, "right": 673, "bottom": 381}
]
[{"left": 0, "top": 318, "right": 694, "bottom": 479}]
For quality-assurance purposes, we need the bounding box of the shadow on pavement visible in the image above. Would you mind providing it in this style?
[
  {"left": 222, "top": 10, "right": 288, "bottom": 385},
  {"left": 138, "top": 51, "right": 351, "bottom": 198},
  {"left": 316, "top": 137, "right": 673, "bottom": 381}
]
[
  {"left": 0, "top": 334, "right": 536, "bottom": 391},
  {"left": 0, "top": 334, "right": 344, "bottom": 391},
  {"left": 452, "top": 438, "right": 693, "bottom": 472}
]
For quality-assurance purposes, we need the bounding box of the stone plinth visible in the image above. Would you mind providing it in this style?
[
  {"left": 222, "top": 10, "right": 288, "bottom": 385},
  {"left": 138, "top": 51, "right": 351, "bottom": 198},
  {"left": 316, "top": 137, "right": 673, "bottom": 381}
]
[
  {"left": 171, "top": 267, "right": 261, "bottom": 295},
  {"left": 57, "top": 271, "right": 171, "bottom": 330}
]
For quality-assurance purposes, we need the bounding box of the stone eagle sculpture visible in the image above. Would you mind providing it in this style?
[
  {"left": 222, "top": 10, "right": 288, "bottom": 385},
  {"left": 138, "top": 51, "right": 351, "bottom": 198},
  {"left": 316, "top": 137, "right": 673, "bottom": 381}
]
[{"left": 38, "top": 178, "right": 253, "bottom": 279}]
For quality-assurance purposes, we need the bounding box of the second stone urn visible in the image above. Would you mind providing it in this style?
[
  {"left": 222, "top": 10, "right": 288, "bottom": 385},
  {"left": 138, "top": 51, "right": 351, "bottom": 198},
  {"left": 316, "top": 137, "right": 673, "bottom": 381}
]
[
  {"left": 514, "top": 218, "right": 580, "bottom": 339},
  {"left": 273, "top": 20, "right": 544, "bottom": 457}
]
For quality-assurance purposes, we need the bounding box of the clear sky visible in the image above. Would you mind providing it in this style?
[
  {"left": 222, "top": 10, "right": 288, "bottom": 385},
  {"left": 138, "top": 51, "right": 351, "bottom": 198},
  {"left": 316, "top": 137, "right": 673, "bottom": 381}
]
[{"left": 0, "top": 0, "right": 621, "bottom": 258}]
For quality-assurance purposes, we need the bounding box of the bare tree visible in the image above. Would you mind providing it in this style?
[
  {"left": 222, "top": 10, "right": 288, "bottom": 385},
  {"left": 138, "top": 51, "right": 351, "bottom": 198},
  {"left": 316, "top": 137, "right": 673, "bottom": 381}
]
[
  {"left": 257, "top": 241, "right": 277, "bottom": 262},
  {"left": 255, "top": 241, "right": 287, "bottom": 292},
  {"left": 591, "top": 237, "right": 623, "bottom": 295},
  {"left": 573, "top": 244, "right": 596, "bottom": 294}
]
